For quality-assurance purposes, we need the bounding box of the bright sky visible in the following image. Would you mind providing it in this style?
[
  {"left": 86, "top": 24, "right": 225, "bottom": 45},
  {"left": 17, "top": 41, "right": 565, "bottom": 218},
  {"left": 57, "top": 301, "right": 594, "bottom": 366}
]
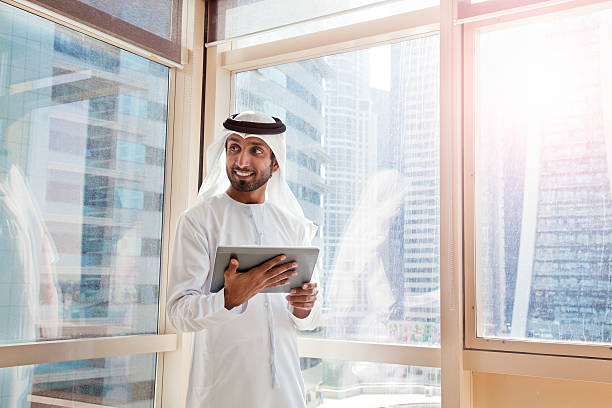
[{"left": 369, "top": 44, "right": 391, "bottom": 91}]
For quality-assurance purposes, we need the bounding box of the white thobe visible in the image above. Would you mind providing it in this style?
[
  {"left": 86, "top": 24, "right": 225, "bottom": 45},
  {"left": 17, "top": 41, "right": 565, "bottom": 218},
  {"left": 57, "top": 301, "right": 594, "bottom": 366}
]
[
  {"left": 167, "top": 193, "right": 321, "bottom": 408},
  {"left": 0, "top": 163, "right": 60, "bottom": 407}
]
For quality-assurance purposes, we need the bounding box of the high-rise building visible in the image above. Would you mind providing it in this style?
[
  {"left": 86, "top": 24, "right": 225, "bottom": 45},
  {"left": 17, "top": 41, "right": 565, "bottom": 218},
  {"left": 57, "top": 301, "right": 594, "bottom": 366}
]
[
  {"left": 321, "top": 49, "right": 379, "bottom": 340},
  {"left": 478, "top": 14, "right": 612, "bottom": 343},
  {"left": 0, "top": 8, "right": 167, "bottom": 404},
  {"left": 233, "top": 40, "right": 442, "bottom": 404},
  {"left": 387, "top": 36, "right": 441, "bottom": 345},
  {"left": 514, "top": 17, "right": 612, "bottom": 342}
]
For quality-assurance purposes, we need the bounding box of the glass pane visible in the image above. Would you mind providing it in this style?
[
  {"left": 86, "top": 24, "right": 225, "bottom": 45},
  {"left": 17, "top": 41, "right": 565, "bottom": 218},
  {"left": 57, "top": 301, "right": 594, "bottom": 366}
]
[
  {"left": 28, "top": 0, "right": 181, "bottom": 62},
  {"left": 212, "top": 0, "right": 438, "bottom": 45},
  {"left": 235, "top": 35, "right": 440, "bottom": 346},
  {"left": 0, "top": 354, "right": 155, "bottom": 407},
  {"left": 301, "top": 358, "right": 440, "bottom": 407},
  {"left": 0, "top": 3, "right": 168, "bottom": 343},
  {"left": 77, "top": 0, "right": 174, "bottom": 39},
  {"left": 475, "top": 8, "right": 612, "bottom": 343}
]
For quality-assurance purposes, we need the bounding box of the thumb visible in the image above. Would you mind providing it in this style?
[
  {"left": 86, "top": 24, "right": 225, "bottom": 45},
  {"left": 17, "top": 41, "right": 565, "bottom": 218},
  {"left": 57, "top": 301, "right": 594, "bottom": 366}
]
[{"left": 225, "top": 258, "right": 239, "bottom": 275}]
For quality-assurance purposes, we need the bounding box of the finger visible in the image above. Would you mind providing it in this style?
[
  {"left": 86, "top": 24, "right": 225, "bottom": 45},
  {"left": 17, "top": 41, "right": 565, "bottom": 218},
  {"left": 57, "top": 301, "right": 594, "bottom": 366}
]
[
  {"left": 224, "top": 258, "right": 239, "bottom": 275},
  {"left": 266, "top": 262, "right": 298, "bottom": 277},
  {"left": 288, "top": 301, "right": 315, "bottom": 309},
  {"left": 301, "top": 282, "right": 317, "bottom": 290},
  {"left": 268, "top": 278, "right": 291, "bottom": 288},
  {"left": 257, "top": 254, "right": 287, "bottom": 272},
  {"left": 285, "top": 294, "right": 316, "bottom": 302},
  {"left": 266, "top": 269, "right": 298, "bottom": 285},
  {"left": 290, "top": 288, "right": 318, "bottom": 296}
]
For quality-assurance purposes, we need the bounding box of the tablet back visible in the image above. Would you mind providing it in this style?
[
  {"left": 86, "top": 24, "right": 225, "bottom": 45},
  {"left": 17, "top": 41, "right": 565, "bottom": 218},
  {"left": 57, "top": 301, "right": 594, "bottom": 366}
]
[{"left": 210, "top": 246, "right": 319, "bottom": 293}]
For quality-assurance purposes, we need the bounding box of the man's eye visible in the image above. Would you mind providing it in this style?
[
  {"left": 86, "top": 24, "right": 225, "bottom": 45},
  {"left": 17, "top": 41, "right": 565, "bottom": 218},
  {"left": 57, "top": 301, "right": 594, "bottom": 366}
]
[
  {"left": 254, "top": 148, "right": 263, "bottom": 155},
  {"left": 229, "top": 145, "right": 239, "bottom": 152}
]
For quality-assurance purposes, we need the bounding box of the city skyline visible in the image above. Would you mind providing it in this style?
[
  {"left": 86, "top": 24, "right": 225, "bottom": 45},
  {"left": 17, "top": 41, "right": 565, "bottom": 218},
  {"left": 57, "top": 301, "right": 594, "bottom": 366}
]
[{"left": 235, "top": 34, "right": 442, "bottom": 406}]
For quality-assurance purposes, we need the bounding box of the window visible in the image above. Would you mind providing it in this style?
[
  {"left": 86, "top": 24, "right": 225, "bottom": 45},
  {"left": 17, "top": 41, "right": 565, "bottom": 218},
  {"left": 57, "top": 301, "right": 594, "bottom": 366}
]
[
  {"left": 465, "top": 0, "right": 612, "bottom": 359},
  {"left": 0, "top": 354, "right": 156, "bottom": 407},
  {"left": 209, "top": 0, "right": 439, "bottom": 47},
  {"left": 0, "top": 1, "right": 182, "bottom": 405},
  {"left": 302, "top": 359, "right": 440, "bottom": 407},
  {"left": 234, "top": 35, "right": 441, "bottom": 405}
]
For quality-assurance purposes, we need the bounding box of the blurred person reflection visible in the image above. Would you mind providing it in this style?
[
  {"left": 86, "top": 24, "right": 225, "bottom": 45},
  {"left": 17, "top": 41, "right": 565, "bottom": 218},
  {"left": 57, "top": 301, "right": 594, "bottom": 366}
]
[
  {"left": 327, "top": 169, "right": 405, "bottom": 340},
  {"left": 0, "top": 149, "right": 62, "bottom": 407},
  {"left": 325, "top": 169, "right": 439, "bottom": 386}
]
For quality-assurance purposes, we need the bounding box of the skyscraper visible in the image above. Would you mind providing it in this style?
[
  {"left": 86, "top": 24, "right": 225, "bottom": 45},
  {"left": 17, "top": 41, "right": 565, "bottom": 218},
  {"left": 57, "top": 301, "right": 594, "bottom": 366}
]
[
  {"left": 387, "top": 36, "right": 441, "bottom": 345},
  {"left": 478, "top": 11, "right": 612, "bottom": 343},
  {"left": 321, "top": 49, "right": 379, "bottom": 340},
  {"left": 0, "top": 6, "right": 167, "bottom": 403}
]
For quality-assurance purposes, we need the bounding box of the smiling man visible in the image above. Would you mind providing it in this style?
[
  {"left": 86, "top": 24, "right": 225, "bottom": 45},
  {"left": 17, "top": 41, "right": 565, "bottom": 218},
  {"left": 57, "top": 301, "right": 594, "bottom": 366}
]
[
  {"left": 225, "top": 134, "right": 276, "bottom": 201},
  {"left": 166, "top": 111, "right": 321, "bottom": 407}
]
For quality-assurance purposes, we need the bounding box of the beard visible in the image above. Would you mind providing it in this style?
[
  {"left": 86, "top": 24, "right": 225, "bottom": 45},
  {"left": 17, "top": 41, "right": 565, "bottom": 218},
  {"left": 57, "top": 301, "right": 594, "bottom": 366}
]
[{"left": 226, "top": 162, "right": 274, "bottom": 192}]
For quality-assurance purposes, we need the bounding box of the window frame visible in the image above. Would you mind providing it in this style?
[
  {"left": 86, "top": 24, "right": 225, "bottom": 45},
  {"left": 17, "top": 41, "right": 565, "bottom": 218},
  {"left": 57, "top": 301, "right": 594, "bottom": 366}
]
[
  {"left": 205, "top": 5, "right": 443, "bottom": 373},
  {"left": 0, "top": 0, "right": 206, "bottom": 406},
  {"left": 462, "top": 0, "right": 612, "bottom": 369},
  {"left": 206, "top": 0, "right": 612, "bottom": 396}
]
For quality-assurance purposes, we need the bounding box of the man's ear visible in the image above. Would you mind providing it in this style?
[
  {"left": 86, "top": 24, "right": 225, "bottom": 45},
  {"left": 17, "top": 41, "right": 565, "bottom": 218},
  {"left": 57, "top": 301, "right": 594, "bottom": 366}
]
[{"left": 272, "top": 157, "right": 279, "bottom": 173}]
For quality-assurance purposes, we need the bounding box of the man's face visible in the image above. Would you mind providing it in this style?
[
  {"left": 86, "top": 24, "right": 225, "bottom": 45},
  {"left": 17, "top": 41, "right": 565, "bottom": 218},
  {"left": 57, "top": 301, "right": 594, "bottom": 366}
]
[{"left": 225, "top": 134, "right": 278, "bottom": 193}]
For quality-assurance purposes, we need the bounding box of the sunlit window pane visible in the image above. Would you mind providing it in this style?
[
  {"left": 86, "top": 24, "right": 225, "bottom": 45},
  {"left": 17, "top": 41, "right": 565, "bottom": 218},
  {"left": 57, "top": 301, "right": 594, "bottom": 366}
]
[
  {"left": 235, "top": 35, "right": 440, "bottom": 346},
  {"left": 231, "top": 0, "right": 440, "bottom": 48},
  {"left": 301, "top": 359, "right": 440, "bottom": 407},
  {"left": 0, "top": 3, "right": 168, "bottom": 343},
  {"left": 211, "top": 0, "right": 439, "bottom": 45},
  {"left": 0, "top": 354, "right": 155, "bottom": 407},
  {"left": 475, "top": 7, "right": 612, "bottom": 343}
]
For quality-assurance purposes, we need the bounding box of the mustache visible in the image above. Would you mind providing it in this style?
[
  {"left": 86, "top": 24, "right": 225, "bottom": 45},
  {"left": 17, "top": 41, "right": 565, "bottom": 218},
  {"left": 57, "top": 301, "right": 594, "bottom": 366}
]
[{"left": 231, "top": 166, "right": 255, "bottom": 173}]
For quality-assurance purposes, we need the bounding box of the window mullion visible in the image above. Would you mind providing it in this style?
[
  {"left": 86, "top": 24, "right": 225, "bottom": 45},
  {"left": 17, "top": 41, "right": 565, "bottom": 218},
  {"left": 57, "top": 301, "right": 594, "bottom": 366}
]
[
  {"left": 298, "top": 337, "right": 441, "bottom": 367},
  {"left": 0, "top": 334, "right": 177, "bottom": 369}
]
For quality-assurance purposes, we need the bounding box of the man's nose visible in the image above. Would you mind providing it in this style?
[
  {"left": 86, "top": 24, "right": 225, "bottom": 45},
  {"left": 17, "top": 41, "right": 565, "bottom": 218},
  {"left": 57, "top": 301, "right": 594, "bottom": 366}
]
[{"left": 236, "top": 151, "right": 250, "bottom": 168}]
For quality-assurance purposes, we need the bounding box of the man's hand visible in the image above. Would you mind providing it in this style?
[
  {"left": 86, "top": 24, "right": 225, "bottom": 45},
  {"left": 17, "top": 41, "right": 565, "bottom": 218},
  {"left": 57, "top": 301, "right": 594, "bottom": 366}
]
[
  {"left": 224, "top": 255, "right": 298, "bottom": 310},
  {"left": 286, "top": 282, "right": 318, "bottom": 319}
]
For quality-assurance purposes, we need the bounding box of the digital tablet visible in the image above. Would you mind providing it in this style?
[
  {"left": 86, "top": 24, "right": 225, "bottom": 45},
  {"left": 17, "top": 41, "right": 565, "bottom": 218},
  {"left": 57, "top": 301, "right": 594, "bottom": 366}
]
[{"left": 210, "top": 246, "right": 319, "bottom": 294}]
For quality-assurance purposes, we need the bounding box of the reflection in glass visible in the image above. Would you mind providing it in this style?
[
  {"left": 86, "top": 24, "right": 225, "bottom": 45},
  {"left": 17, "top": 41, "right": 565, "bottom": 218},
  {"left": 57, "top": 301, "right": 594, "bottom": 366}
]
[
  {"left": 231, "top": 0, "right": 440, "bottom": 48},
  {"left": 0, "top": 2, "right": 168, "bottom": 342},
  {"left": 0, "top": 152, "right": 62, "bottom": 406},
  {"left": 301, "top": 358, "right": 440, "bottom": 407},
  {"left": 235, "top": 35, "right": 441, "bottom": 346},
  {"left": 476, "top": 8, "right": 612, "bottom": 343},
  {"left": 0, "top": 354, "right": 155, "bottom": 408},
  {"left": 78, "top": 0, "right": 173, "bottom": 39}
]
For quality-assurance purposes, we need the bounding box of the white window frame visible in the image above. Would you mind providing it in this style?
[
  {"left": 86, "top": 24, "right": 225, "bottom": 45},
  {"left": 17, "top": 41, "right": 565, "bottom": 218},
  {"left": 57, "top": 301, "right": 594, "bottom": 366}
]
[
  {"left": 205, "top": 3, "right": 442, "bottom": 365},
  {"left": 462, "top": 0, "right": 612, "bottom": 383},
  {"left": 0, "top": 0, "right": 206, "bottom": 407},
  {"left": 204, "top": 1, "right": 454, "bottom": 402}
]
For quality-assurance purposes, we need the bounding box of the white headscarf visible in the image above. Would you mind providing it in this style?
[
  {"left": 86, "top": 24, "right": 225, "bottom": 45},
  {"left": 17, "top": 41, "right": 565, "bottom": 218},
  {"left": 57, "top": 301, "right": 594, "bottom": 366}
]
[{"left": 197, "top": 111, "right": 317, "bottom": 241}]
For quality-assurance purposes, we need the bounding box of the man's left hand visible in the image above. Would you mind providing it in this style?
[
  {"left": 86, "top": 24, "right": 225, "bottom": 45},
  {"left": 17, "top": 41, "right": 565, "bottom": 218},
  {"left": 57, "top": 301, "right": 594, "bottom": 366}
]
[{"left": 286, "top": 282, "right": 318, "bottom": 319}]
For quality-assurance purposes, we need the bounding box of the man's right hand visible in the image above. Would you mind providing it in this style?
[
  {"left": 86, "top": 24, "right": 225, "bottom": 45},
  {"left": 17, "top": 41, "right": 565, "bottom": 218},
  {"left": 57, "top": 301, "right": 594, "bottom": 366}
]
[{"left": 223, "top": 255, "right": 298, "bottom": 310}]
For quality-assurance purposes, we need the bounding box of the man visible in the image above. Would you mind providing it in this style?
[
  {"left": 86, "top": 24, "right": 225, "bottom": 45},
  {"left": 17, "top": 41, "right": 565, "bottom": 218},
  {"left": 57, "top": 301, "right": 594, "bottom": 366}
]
[{"left": 167, "top": 111, "right": 321, "bottom": 407}]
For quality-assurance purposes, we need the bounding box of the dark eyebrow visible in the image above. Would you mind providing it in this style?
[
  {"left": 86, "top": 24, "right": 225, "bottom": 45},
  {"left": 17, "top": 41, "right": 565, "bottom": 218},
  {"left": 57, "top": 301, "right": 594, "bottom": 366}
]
[
  {"left": 226, "top": 135, "right": 267, "bottom": 149},
  {"left": 243, "top": 139, "right": 267, "bottom": 148},
  {"left": 227, "top": 136, "right": 243, "bottom": 143}
]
